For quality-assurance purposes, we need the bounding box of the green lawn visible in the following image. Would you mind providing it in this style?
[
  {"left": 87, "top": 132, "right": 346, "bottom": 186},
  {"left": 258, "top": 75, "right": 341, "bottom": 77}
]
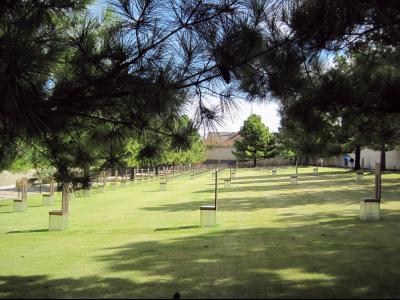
[{"left": 1, "top": 167, "right": 400, "bottom": 299}]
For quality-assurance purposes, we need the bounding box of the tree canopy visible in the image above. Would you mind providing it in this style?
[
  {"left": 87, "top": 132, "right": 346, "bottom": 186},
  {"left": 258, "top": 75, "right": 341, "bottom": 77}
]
[
  {"left": 233, "top": 114, "right": 277, "bottom": 167},
  {"left": 1, "top": 0, "right": 400, "bottom": 177}
]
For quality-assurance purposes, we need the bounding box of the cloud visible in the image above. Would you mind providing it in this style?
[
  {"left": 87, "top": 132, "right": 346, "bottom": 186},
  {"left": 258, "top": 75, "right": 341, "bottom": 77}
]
[{"left": 185, "top": 96, "right": 281, "bottom": 135}]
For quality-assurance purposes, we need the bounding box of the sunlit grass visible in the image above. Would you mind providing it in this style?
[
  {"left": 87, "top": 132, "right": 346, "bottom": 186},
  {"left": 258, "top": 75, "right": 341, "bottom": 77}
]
[{"left": 0, "top": 167, "right": 400, "bottom": 298}]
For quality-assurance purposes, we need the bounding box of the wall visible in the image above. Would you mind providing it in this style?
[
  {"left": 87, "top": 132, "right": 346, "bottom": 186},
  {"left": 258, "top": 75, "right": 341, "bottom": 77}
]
[{"left": 324, "top": 148, "right": 400, "bottom": 170}]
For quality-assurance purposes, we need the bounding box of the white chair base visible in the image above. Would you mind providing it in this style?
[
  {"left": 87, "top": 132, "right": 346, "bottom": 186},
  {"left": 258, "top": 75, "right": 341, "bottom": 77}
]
[
  {"left": 200, "top": 205, "right": 216, "bottom": 227},
  {"left": 42, "top": 194, "right": 54, "bottom": 206},
  {"left": 224, "top": 179, "right": 231, "bottom": 188},
  {"left": 160, "top": 183, "right": 167, "bottom": 191},
  {"left": 13, "top": 200, "right": 27, "bottom": 212},
  {"left": 290, "top": 176, "right": 298, "bottom": 185},
  {"left": 49, "top": 212, "right": 69, "bottom": 231},
  {"left": 360, "top": 199, "right": 380, "bottom": 221}
]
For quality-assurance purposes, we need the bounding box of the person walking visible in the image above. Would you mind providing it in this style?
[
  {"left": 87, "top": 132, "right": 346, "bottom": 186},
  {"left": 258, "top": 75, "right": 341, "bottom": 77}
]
[{"left": 344, "top": 155, "right": 350, "bottom": 169}]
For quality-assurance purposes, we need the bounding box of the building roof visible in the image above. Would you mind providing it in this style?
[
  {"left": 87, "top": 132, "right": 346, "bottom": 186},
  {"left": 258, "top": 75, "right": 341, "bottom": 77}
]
[{"left": 204, "top": 131, "right": 241, "bottom": 147}]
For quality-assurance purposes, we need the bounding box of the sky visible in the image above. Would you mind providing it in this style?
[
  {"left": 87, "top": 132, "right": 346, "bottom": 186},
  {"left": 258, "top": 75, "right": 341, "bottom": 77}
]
[
  {"left": 88, "top": 1, "right": 282, "bottom": 134},
  {"left": 185, "top": 98, "right": 281, "bottom": 135},
  {"left": 218, "top": 101, "right": 281, "bottom": 133}
]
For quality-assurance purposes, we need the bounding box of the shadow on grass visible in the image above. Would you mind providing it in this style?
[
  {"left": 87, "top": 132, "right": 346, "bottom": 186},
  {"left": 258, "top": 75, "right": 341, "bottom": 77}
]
[
  {"left": 141, "top": 177, "right": 400, "bottom": 214},
  {"left": 6, "top": 229, "right": 49, "bottom": 234},
  {"left": 91, "top": 218, "right": 400, "bottom": 298},
  {"left": 2, "top": 171, "right": 400, "bottom": 298},
  {"left": 232, "top": 169, "right": 354, "bottom": 180},
  {"left": 199, "top": 179, "right": 369, "bottom": 196},
  {"left": 141, "top": 186, "right": 367, "bottom": 213},
  {"left": 154, "top": 225, "right": 200, "bottom": 232},
  {"left": 6, "top": 219, "right": 399, "bottom": 298},
  {"left": 233, "top": 174, "right": 292, "bottom": 180},
  {"left": 140, "top": 172, "right": 387, "bottom": 213},
  {"left": 0, "top": 275, "right": 150, "bottom": 299},
  {"left": 230, "top": 174, "right": 359, "bottom": 186},
  {"left": 2, "top": 208, "right": 400, "bottom": 298}
]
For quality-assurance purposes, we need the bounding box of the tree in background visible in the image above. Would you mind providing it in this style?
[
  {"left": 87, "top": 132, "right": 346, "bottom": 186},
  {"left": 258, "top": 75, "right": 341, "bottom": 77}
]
[
  {"left": 233, "top": 115, "right": 277, "bottom": 167},
  {"left": 241, "top": 40, "right": 400, "bottom": 170},
  {"left": 230, "top": 2, "right": 400, "bottom": 170},
  {"left": 334, "top": 49, "right": 400, "bottom": 170},
  {"left": 277, "top": 114, "right": 342, "bottom": 166},
  {"left": 133, "top": 116, "right": 206, "bottom": 171},
  {"left": 298, "top": 48, "right": 400, "bottom": 170}
]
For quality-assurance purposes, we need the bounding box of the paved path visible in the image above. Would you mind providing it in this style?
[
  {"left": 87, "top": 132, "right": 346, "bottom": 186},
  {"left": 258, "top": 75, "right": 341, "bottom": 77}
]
[{"left": 0, "top": 185, "right": 48, "bottom": 201}]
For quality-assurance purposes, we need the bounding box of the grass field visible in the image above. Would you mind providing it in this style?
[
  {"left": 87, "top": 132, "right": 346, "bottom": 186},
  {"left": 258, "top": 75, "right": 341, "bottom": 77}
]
[{"left": 1, "top": 167, "right": 400, "bottom": 299}]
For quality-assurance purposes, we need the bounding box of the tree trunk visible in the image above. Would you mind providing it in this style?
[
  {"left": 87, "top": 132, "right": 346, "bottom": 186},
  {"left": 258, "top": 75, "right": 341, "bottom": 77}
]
[
  {"left": 380, "top": 143, "right": 386, "bottom": 171},
  {"left": 83, "top": 165, "right": 90, "bottom": 189},
  {"left": 253, "top": 156, "right": 257, "bottom": 167},
  {"left": 62, "top": 182, "right": 69, "bottom": 215},
  {"left": 354, "top": 145, "right": 361, "bottom": 170}
]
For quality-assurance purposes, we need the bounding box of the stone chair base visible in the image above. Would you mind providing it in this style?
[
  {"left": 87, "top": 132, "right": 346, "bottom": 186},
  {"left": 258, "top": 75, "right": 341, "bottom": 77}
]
[
  {"left": 360, "top": 198, "right": 380, "bottom": 221},
  {"left": 49, "top": 211, "right": 69, "bottom": 231},
  {"left": 13, "top": 200, "right": 27, "bottom": 212},
  {"left": 290, "top": 175, "right": 298, "bottom": 185},
  {"left": 200, "top": 205, "right": 216, "bottom": 227},
  {"left": 272, "top": 170, "right": 277, "bottom": 176},
  {"left": 42, "top": 194, "right": 54, "bottom": 206}
]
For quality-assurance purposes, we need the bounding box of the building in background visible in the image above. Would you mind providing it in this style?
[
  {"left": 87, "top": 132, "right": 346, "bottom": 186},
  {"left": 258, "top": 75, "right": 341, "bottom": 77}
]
[{"left": 204, "top": 132, "right": 241, "bottom": 164}]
